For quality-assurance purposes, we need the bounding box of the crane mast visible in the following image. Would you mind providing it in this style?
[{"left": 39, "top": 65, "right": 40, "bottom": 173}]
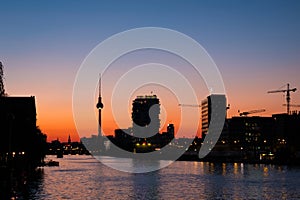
[{"left": 268, "top": 83, "right": 297, "bottom": 114}]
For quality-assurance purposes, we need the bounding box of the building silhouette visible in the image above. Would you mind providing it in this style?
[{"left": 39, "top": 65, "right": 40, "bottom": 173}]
[
  {"left": 132, "top": 95, "right": 160, "bottom": 138},
  {"left": 201, "top": 94, "right": 227, "bottom": 139},
  {"left": 0, "top": 97, "right": 36, "bottom": 153},
  {"left": 0, "top": 96, "right": 47, "bottom": 167},
  {"left": 228, "top": 116, "right": 274, "bottom": 161},
  {"left": 158, "top": 123, "right": 175, "bottom": 146},
  {"left": 272, "top": 112, "right": 300, "bottom": 161},
  {"left": 201, "top": 111, "right": 300, "bottom": 164},
  {"left": 201, "top": 97, "right": 209, "bottom": 137},
  {"left": 167, "top": 123, "right": 174, "bottom": 136},
  {"left": 98, "top": 95, "right": 176, "bottom": 153}
]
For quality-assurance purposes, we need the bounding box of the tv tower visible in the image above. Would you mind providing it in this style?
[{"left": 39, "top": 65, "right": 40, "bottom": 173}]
[{"left": 96, "top": 74, "right": 104, "bottom": 137}]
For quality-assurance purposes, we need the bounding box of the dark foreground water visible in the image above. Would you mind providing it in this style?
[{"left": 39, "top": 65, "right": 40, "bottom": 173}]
[{"left": 8, "top": 155, "right": 300, "bottom": 199}]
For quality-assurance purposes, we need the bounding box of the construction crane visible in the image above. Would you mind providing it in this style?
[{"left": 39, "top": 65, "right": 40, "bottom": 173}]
[
  {"left": 283, "top": 104, "right": 300, "bottom": 107},
  {"left": 178, "top": 104, "right": 201, "bottom": 107},
  {"left": 179, "top": 103, "right": 230, "bottom": 119},
  {"left": 268, "top": 83, "right": 297, "bottom": 114},
  {"left": 238, "top": 109, "right": 266, "bottom": 116},
  {"left": 178, "top": 104, "right": 230, "bottom": 108}
]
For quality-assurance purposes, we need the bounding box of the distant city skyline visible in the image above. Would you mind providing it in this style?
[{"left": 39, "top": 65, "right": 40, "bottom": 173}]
[{"left": 1, "top": 1, "right": 300, "bottom": 141}]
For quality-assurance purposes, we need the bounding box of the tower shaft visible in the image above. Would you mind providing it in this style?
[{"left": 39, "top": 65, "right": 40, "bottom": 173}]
[{"left": 96, "top": 74, "right": 104, "bottom": 137}]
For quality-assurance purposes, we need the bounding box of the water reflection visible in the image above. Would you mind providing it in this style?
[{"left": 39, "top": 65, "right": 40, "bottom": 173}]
[
  {"left": 0, "top": 167, "right": 45, "bottom": 199},
  {"left": 2, "top": 155, "right": 299, "bottom": 199},
  {"left": 241, "top": 163, "right": 244, "bottom": 175},
  {"left": 263, "top": 166, "right": 269, "bottom": 177},
  {"left": 131, "top": 172, "right": 160, "bottom": 199},
  {"left": 96, "top": 156, "right": 172, "bottom": 173},
  {"left": 222, "top": 163, "right": 226, "bottom": 176}
]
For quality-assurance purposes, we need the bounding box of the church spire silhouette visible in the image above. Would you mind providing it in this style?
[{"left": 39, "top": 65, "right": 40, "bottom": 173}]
[{"left": 68, "top": 134, "right": 71, "bottom": 144}]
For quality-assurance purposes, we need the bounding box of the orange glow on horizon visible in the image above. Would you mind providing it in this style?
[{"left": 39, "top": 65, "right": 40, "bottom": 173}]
[{"left": 40, "top": 95, "right": 300, "bottom": 143}]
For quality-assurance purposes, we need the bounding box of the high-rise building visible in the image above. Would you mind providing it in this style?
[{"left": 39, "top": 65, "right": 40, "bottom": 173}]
[
  {"left": 201, "top": 98, "right": 209, "bottom": 137},
  {"left": 132, "top": 95, "right": 160, "bottom": 138},
  {"left": 201, "top": 94, "right": 226, "bottom": 138}
]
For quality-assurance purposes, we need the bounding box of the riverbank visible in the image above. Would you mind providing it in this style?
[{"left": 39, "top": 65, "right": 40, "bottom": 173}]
[{"left": 177, "top": 152, "right": 300, "bottom": 165}]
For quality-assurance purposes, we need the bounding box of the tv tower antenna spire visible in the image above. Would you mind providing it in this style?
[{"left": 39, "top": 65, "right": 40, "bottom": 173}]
[{"left": 96, "top": 73, "right": 104, "bottom": 136}]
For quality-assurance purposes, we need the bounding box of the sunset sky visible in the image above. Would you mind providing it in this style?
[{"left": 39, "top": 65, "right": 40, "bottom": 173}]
[{"left": 1, "top": 1, "right": 300, "bottom": 142}]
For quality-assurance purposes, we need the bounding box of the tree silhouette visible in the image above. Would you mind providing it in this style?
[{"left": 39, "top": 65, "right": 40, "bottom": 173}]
[{"left": 0, "top": 61, "right": 6, "bottom": 97}]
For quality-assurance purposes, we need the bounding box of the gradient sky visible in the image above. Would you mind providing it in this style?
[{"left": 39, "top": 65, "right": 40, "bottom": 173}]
[{"left": 1, "top": 0, "right": 300, "bottom": 141}]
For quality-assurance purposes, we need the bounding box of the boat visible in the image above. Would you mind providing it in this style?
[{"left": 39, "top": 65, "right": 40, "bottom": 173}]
[{"left": 44, "top": 160, "right": 59, "bottom": 166}]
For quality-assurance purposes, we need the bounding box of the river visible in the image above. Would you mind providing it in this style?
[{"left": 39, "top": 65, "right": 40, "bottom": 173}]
[{"left": 10, "top": 155, "right": 300, "bottom": 199}]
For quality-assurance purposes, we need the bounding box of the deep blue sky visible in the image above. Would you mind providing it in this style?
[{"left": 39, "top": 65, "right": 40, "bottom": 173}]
[{"left": 1, "top": 0, "right": 300, "bottom": 140}]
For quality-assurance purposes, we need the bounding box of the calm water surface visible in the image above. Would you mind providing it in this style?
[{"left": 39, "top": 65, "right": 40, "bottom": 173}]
[{"left": 21, "top": 155, "right": 300, "bottom": 199}]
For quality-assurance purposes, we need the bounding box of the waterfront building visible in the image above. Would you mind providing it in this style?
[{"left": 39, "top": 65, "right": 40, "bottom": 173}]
[
  {"left": 201, "top": 97, "right": 209, "bottom": 137},
  {"left": 201, "top": 94, "right": 227, "bottom": 139},
  {"left": 228, "top": 116, "right": 274, "bottom": 160},
  {"left": 47, "top": 138, "right": 89, "bottom": 155},
  {"left": 80, "top": 134, "right": 101, "bottom": 154},
  {"left": 167, "top": 123, "right": 175, "bottom": 137},
  {"left": 115, "top": 128, "right": 133, "bottom": 140},
  {"left": 114, "top": 128, "right": 134, "bottom": 151},
  {"left": 0, "top": 96, "right": 47, "bottom": 166},
  {"left": 272, "top": 112, "right": 300, "bottom": 160},
  {"left": 132, "top": 95, "right": 160, "bottom": 138},
  {"left": 162, "top": 123, "right": 175, "bottom": 142},
  {"left": 0, "top": 96, "right": 36, "bottom": 153}
]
